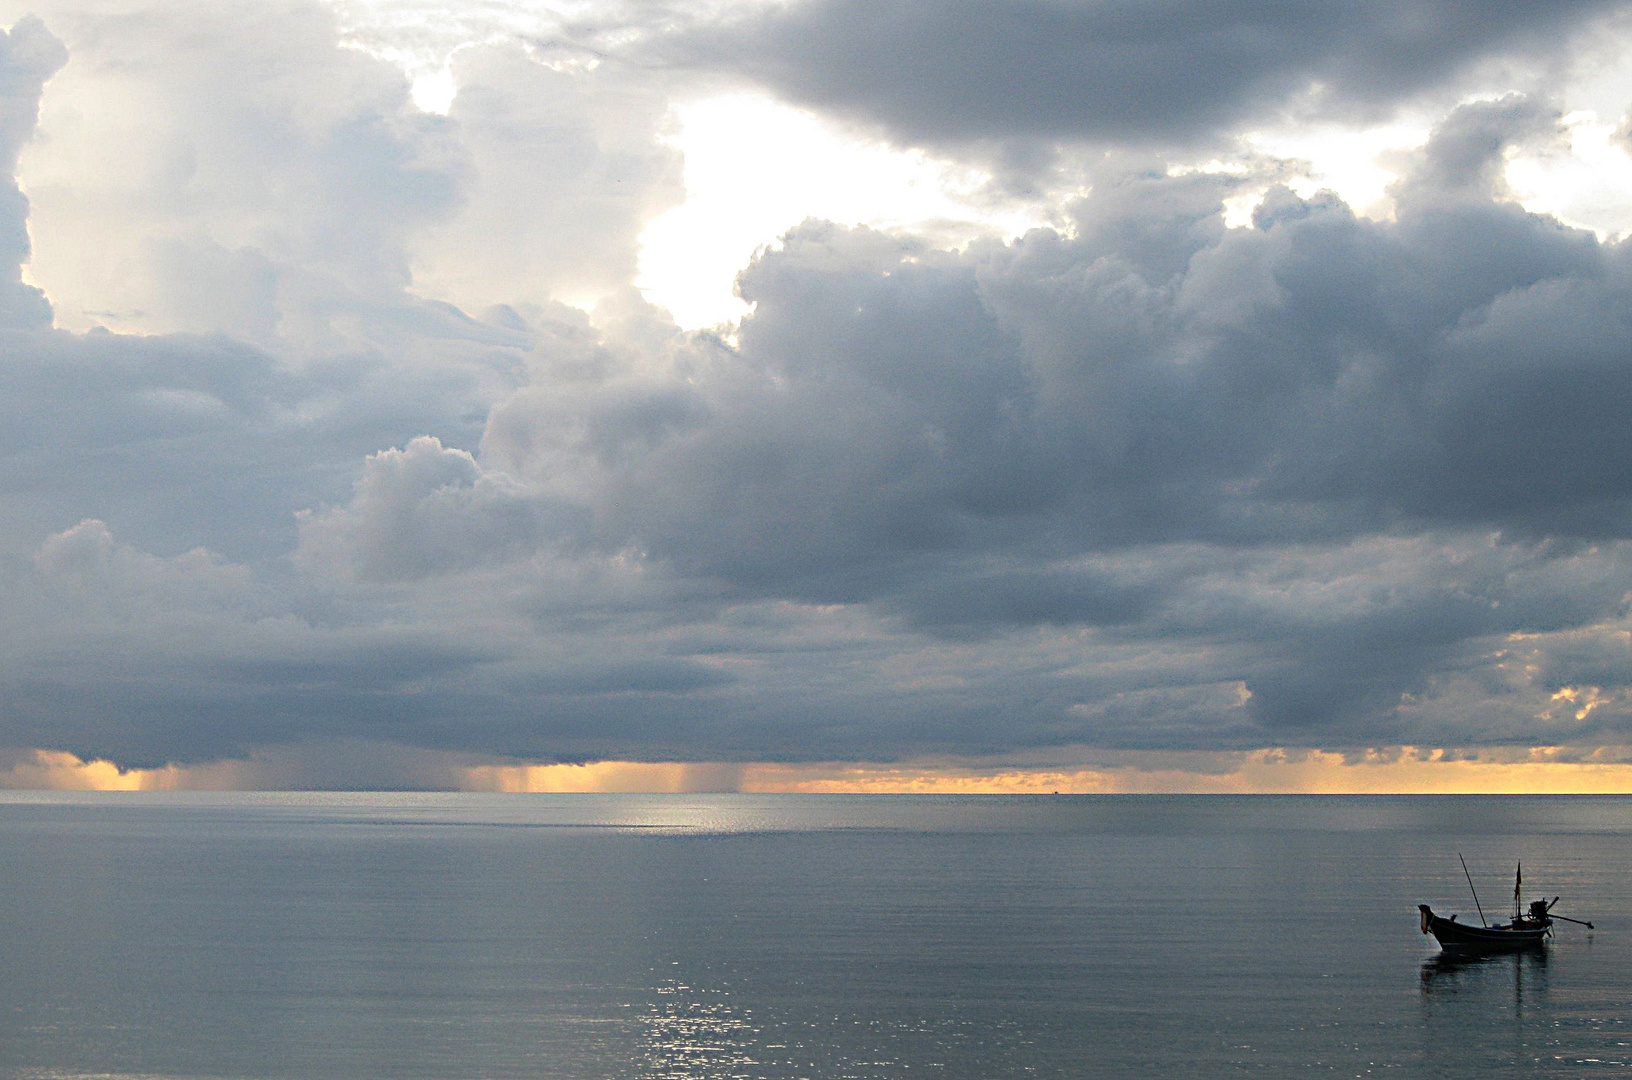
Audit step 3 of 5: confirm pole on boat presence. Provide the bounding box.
[1549,913,1595,929]
[1515,863,1522,921]
[1540,895,1592,928]
[1460,853,1488,925]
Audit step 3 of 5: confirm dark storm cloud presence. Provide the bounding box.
[469,97,1632,750]
[490,99,1628,583]
[0,313,530,562]
[662,0,1626,152]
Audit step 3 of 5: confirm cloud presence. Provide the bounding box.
[11,0,682,349]
[485,102,1632,585]
[1397,94,1566,206]
[462,99,1632,749]
[0,312,532,564]
[0,15,62,327]
[294,435,566,581]
[661,0,1624,157]
[408,43,684,313]
[10,0,464,342]
[2,5,1632,778]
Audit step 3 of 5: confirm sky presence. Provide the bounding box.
[6,0,1632,791]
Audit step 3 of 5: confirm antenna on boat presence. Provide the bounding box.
[1459,853,1488,925]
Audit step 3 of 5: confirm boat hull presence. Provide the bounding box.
[1419,905,1547,952]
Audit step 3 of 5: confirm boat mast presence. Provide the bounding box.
[1459,853,1488,925]
[1514,863,1522,921]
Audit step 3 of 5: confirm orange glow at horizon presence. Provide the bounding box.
[0,749,195,790]
[734,748,1632,795]
[8,745,1632,794]
[460,760,746,794]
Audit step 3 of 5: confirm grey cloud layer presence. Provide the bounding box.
[0,5,1630,773]
[665,0,1626,152]
[456,99,1632,752]
[494,100,1626,576]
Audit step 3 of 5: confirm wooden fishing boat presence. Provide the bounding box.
[1418,903,1550,951]
[1419,859,1593,953]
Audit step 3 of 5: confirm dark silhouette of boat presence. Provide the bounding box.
[1419,860,1592,953]
[1419,902,1551,950]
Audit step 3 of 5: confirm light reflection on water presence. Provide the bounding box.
[632,968,1036,1080]
[639,975,762,1080]
[2,794,1631,1078]
[1419,942,1632,1072]
[23,788,1632,835]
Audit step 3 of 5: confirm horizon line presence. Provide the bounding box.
[10,744,1632,795]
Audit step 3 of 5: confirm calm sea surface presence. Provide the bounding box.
[1,793,1629,1078]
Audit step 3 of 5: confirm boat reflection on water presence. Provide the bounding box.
[1419,948,1552,1071]
[1420,946,1550,995]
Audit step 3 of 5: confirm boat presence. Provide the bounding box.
[1419,858,1593,953]
[1418,903,1551,951]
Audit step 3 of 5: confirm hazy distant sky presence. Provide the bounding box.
[4,0,1632,786]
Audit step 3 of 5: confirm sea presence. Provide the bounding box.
[1,793,1629,1079]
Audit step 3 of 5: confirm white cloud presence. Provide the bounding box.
[407,42,684,316]
[12,0,464,341]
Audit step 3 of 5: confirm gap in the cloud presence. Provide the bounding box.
[411,65,456,114]
[1233,103,1632,239]
[1230,120,1433,226]
[634,93,1053,331]
[1507,111,1632,241]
